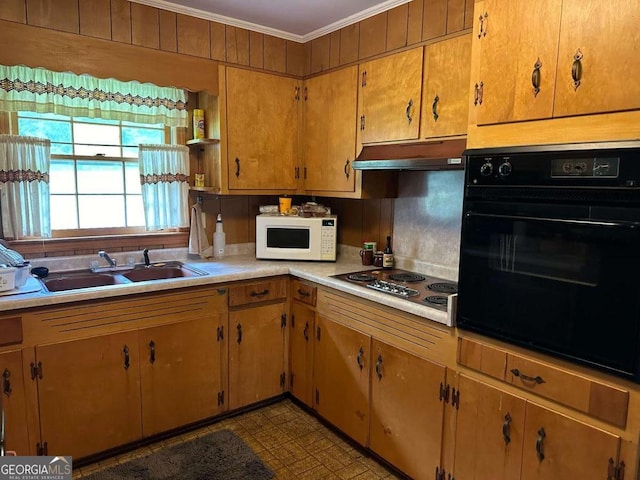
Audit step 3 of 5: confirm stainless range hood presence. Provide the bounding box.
[352,138,467,171]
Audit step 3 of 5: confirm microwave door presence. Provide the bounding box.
[266,227,311,250]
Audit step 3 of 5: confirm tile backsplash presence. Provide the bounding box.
[393,170,464,278]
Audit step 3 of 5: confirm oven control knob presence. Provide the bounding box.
[480,162,494,176]
[498,161,512,177]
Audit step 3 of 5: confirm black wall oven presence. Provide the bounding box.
[457,142,640,382]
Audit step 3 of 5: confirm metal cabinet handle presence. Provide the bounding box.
[532,58,542,97]
[478,12,488,38]
[356,346,364,370]
[360,115,365,131]
[405,99,414,124]
[361,70,367,87]
[474,82,484,106]
[375,354,383,380]
[297,288,310,297]
[303,322,309,341]
[502,413,512,445]
[237,323,242,344]
[2,369,10,396]
[250,289,269,297]
[572,48,583,91]
[536,427,546,462]
[294,85,300,100]
[149,340,156,364]
[235,157,240,178]
[344,159,350,179]
[511,368,545,384]
[478,82,484,105]
[123,345,130,370]
[432,94,440,121]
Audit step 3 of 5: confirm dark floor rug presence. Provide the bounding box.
[82,429,275,480]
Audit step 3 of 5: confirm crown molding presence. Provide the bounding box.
[128,0,411,43]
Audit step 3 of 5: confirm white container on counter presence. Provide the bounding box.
[0,267,16,291]
[14,263,31,288]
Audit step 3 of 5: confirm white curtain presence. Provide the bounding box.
[139,144,190,231]
[0,64,188,127]
[0,135,51,239]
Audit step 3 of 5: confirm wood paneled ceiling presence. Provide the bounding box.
[129,0,412,42]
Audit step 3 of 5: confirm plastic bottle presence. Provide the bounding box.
[213,214,226,258]
[382,235,394,269]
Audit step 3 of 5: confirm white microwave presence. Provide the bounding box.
[256,214,337,261]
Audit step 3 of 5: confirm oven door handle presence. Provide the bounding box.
[465,211,640,229]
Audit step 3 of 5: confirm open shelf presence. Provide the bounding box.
[186,138,220,146]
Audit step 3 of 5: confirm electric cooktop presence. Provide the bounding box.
[331,268,458,312]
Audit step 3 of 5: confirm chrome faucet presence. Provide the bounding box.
[98,250,117,268]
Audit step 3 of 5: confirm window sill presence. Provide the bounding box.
[9,231,189,260]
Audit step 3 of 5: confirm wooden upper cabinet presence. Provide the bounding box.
[421,34,472,138]
[303,66,358,193]
[358,47,424,144]
[471,0,640,127]
[473,0,562,125]
[223,67,299,192]
[553,0,640,117]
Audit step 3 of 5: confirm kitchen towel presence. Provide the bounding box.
[188,202,210,256]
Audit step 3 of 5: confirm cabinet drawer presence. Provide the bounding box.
[228,278,287,307]
[291,280,317,306]
[0,316,22,347]
[458,337,629,428]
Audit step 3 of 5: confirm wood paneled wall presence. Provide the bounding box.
[306,0,474,75]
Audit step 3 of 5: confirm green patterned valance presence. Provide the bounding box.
[0,65,188,127]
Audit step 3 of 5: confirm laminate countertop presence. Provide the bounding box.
[0,254,452,326]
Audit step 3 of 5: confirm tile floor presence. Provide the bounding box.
[73,398,403,479]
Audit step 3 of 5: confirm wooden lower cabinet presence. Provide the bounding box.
[31,331,142,459]
[138,317,225,436]
[521,403,621,480]
[313,315,370,446]
[450,374,623,480]
[289,302,314,407]
[228,303,286,410]
[452,374,526,480]
[0,349,31,456]
[369,339,447,480]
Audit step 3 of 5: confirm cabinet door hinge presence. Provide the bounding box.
[360,115,366,131]
[36,441,48,456]
[439,382,450,403]
[609,458,625,480]
[30,361,43,381]
[281,314,287,328]
[217,390,225,406]
[216,325,224,341]
[279,372,286,389]
[451,388,460,410]
[315,388,319,404]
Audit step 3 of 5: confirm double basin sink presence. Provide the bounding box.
[39,261,207,293]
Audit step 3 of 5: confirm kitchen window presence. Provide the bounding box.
[17,111,167,234]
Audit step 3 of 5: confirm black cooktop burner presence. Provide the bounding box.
[388,273,426,283]
[347,273,377,282]
[428,282,458,294]
[424,295,448,306]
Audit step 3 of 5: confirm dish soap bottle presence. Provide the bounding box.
[213,214,226,258]
[382,235,394,269]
